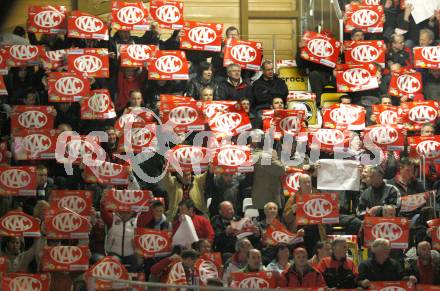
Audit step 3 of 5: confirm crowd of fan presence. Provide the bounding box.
[1,0,440,290]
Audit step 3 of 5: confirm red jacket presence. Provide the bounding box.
[172,214,215,241]
[279,264,326,288]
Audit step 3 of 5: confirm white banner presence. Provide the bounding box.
[317,159,361,191]
[407,0,440,24]
[172,214,198,247]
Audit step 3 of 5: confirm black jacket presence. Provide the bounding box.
[251,75,288,111]
[358,257,403,282]
[185,76,219,100]
[216,78,251,101]
[404,257,440,285]
[357,182,400,215]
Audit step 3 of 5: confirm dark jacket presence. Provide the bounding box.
[404,257,440,285]
[386,177,425,197]
[357,182,400,215]
[280,264,326,288]
[216,78,251,101]
[211,214,239,254]
[251,75,288,111]
[185,76,219,100]
[205,172,245,216]
[316,256,358,289]
[358,257,403,282]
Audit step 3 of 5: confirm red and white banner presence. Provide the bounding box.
[134,228,172,258]
[224,38,263,71]
[301,31,341,68]
[48,72,90,102]
[0,49,7,75]
[119,44,157,67]
[41,245,90,272]
[45,209,90,239]
[286,91,316,102]
[274,109,305,139]
[160,100,205,133]
[27,6,67,34]
[230,218,256,238]
[389,71,423,97]
[104,189,154,212]
[114,107,155,132]
[336,64,379,92]
[362,0,381,4]
[150,0,185,30]
[111,1,149,31]
[265,219,301,246]
[408,135,440,163]
[400,191,433,213]
[322,103,366,130]
[211,145,253,174]
[370,281,412,291]
[180,21,223,52]
[427,218,440,250]
[56,134,105,165]
[230,271,276,289]
[262,109,276,134]
[148,50,189,80]
[296,193,339,225]
[166,145,209,172]
[343,40,385,66]
[282,167,304,196]
[0,211,40,237]
[50,190,93,217]
[5,45,44,67]
[363,217,409,249]
[196,252,222,284]
[12,129,57,160]
[67,48,109,78]
[166,261,187,285]
[81,89,116,119]
[0,256,7,273]
[41,49,66,70]
[344,4,384,33]
[10,106,55,132]
[308,128,350,152]
[399,101,439,130]
[372,104,399,125]
[363,125,405,151]
[84,160,130,185]
[2,273,50,291]
[68,11,109,40]
[203,100,237,120]
[414,46,440,69]
[118,122,157,153]
[85,256,130,290]
[0,76,6,95]
[0,166,36,196]
[208,108,252,136]
[415,285,440,291]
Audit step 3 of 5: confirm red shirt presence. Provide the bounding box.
[172,214,215,241]
[418,259,434,284]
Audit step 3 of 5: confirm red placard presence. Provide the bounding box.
[416,285,440,291]
[85,256,130,290]
[322,104,366,130]
[389,71,423,97]
[208,108,252,136]
[343,40,385,66]
[104,189,154,212]
[84,160,130,185]
[150,0,184,30]
[372,104,399,125]
[262,109,276,134]
[363,125,405,151]
[282,167,304,196]
[362,0,382,4]
[148,50,189,80]
[370,281,413,291]
[344,4,384,33]
[274,109,305,139]
[68,11,109,40]
[301,31,341,68]
[230,271,276,289]
[211,145,254,174]
[2,273,50,291]
[27,6,67,34]
[180,21,223,52]
[134,228,172,258]
[50,190,93,217]
[67,48,109,78]
[166,261,187,285]
[0,256,7,273]
[195,258,220,286]
[45,209,90,239]
[118,122,157,153]
[41,245,90,272]
[224,38,263,71]
[160,100,205,133]
[400,192,433,213]
[111,1,149,31]
[408,135,440,163]
[166,145,209,172]
[114,107,155,132]
[0,166,36,196]
[336,64,379,92]
[48,72,90,102]
[296,193,339,225]
[230,218,256,238]
[327,234,358,245]
[0,211,40,237]
[10,106,55,133]
[427,218,440,250]
[55,134,105,165]
[414,46,440,69]
[363,217,409,249]
[119,44,157,67]
[0,49,7,75]
[399,101,439,130]
[0,142,8,164]
[0,76,6,95]
[5,45,44,67]
[12,129,57,160]
[308,128,350,152]
[265,219,301,246]
[81,89,116,119]
[203,100,237,120]
[41,49,66,70]
[287,91,316,102]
